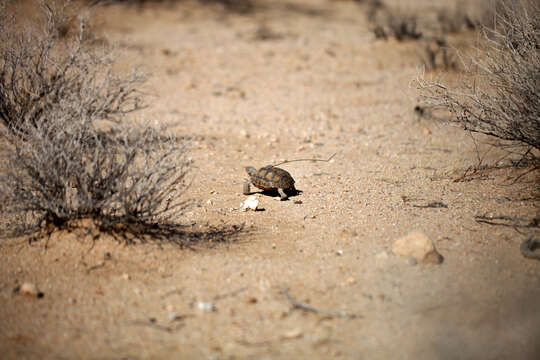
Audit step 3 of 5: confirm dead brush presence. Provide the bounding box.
[369,6,422,41]
[416,0,540,167]
[419,37,459,71]
[0,116,191,236]
[0,1,145,137]
[87,0,255,13]
[0,0,193,241]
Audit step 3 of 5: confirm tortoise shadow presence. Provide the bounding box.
[258,188,303,200]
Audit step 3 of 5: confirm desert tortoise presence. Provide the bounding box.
[243,165,296,200]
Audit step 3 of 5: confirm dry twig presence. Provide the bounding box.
[281,288,361,319]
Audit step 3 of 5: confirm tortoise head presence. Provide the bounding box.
[245,166,257,177]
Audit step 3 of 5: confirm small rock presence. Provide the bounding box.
[346,277,356,285]
[241,195,259,211]
[282,328,303,339]
[18,283,43,298]
[198,301,215,312]
[121,273,130,280]
[392,232,443,264]
[336,249,343,256]
[240,129,250,138]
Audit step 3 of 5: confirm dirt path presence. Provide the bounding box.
[1,1,539,359]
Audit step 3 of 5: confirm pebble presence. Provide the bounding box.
[19,282,43,298]
[197,301,215,312]
[282,328,303,339]
[241,195,259,211]
[240,129,250,138]
[392,232,443,264]
[336,249,343,256]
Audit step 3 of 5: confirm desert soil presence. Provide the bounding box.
[1,1,539,359]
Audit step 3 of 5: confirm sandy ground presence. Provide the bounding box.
[1,1,539,359]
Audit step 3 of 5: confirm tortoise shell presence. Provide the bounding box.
[245,165,295,191]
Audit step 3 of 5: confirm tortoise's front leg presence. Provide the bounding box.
[243,180,252,195]
[277,188,288,201]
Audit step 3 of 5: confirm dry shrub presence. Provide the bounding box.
[366,1,478,41]
[0,0,192,239]
[87,0,255,13]
[0,118,190,235]
[0,1,145,136]
[416,0,540,165]
[368,5,422,41]
[419,37,459,71]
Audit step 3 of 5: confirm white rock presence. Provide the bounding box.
[240,129,250,138]
[241,195,259,211]
[19,282,41,298]
[392,232,443,264]
[197,301,215,312]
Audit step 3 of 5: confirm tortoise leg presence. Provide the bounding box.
[278,188,288,201]
[243,181,251,195]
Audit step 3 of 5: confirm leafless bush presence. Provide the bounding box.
[435,6,476,34]
[366,1,477,41]
[87,0,255,13]
[419,37,458,71]
[0,117,191,235]
[416,0,540,165]
[0,0,192,240]
[0,0,145,137]
[368,6,422,41]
